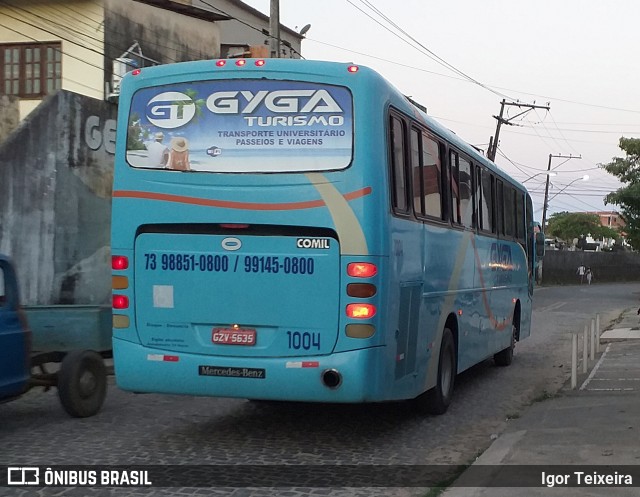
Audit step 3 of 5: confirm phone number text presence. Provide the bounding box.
[143,253,315,275]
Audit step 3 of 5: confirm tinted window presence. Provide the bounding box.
[390,116,408,212]
[459,156,473,227]
[450,151,461,225]
[496,180,504,235]
[411,128,422,215]
[516,191,525,242]
[504,186,515,237]
[480,170,494,232]
[423,133,443,219]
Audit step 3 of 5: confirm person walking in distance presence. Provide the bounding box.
[586,267,593,285]
[577,263,586,284]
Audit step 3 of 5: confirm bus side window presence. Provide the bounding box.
[496,180,505,236]
[390,116,408,213]
[480,169,494,233]
[410,128,423,216]
[422,132,443,220]
[0,264,6,306]
[458,156,473,228]
[449,151,461,225]
[516,191,525,244]
[504,186,515,238]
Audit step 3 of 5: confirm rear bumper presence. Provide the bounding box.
[113,338,386,402]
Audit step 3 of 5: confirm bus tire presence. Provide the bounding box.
[57,350,107,418]
[494,324,516,367]
[415,328,456,415]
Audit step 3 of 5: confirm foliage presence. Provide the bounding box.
[127,112,146,151]
[601,137,640,249]
[545,211,616,242]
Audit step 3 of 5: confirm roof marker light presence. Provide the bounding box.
[131,69,141,76]
[347,65,359,73]
[216,60,227,67]
[255,59,266,67]
[236,59,247,67]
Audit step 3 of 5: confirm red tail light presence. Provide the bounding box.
[132,69,141,76]
[347,263,377,278]
[347,65,359,73]
[112,256,128,270]
[255,59,266,67]
[236,59,247,66]
[346,303,376,319]
[216,60,226,67]
[113,295,129,309]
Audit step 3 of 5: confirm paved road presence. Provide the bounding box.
[1,283,638,497]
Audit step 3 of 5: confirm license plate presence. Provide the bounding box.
[212,328,256,346]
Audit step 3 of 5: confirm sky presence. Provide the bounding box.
[241,0,640,222]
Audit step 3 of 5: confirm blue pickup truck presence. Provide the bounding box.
[0,255,31,400]
[0,254,109,417]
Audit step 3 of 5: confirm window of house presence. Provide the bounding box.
[1,42,61,98]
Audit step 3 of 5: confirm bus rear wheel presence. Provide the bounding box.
[494,323,517,367]
[415,327,456,415]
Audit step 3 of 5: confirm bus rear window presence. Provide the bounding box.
[125,79,353,173]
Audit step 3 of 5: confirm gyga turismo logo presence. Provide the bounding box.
[146,92,196,129]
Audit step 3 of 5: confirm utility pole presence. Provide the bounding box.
[541,153,581,232]
[487,100,551,162]
[538,153,581,285]
[269,0,280,58]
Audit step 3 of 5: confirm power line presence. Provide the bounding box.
[346,0,511,99]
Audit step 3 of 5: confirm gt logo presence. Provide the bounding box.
[146,92,196,129]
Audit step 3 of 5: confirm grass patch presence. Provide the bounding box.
[602,309,627,331]
[423,467,467,497]
[531,390,556,404]
[423,452,484,496]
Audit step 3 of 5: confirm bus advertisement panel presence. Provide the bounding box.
[126,80,353,173]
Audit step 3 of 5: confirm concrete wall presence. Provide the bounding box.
[541,250,640,285]
[104,0,222,73]
[0,96,20,143]
[0,91,116,305]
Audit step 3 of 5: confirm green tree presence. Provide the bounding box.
[601,137,640,249]
[546,212,604,242]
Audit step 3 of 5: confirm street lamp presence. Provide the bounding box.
[540,153,582,232]
[547,175,590,203]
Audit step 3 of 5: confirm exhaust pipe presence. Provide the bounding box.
[321,369,342,389]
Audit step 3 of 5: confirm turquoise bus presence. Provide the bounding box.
[112,58,543,414]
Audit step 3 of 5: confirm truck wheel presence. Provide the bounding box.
[415,328,456,415]
[58,350,107,418]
